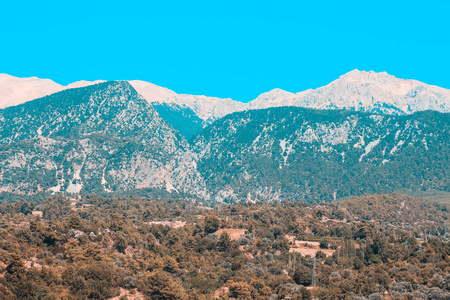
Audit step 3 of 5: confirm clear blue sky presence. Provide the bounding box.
[1,0,449,102]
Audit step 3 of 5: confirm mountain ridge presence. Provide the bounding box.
[249,69,450,114]
[0,73,107,109]
[2,70,449,126]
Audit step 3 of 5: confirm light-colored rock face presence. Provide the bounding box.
[128,80,178,102]
[248,70,450,114]
[66,80,106,89]
[129,80,247,123]
[0,74,106,109]
[134,69,450,118]
[303,70,450,114]
[2,70,450,123]
[247,88,297,110]
[0,74,64,108]
[0,75,247,123]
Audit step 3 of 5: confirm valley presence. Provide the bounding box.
[0,71,448,300]
[0,193,448,299]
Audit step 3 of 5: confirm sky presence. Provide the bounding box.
[1,0,449,102]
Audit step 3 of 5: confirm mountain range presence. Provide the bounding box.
[248,70,450,114]
[2,70,450,126]
[0,71,449,202]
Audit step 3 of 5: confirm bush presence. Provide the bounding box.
[123,276,137,289]
[138,270,187,300]
[204,215,220,234]
[320,238,330,249]
[293,265,313,286]
[368,293,383,300]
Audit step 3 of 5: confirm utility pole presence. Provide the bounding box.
[312,255,317,287]
[293,252,296,270]
[361,242,365,262]
[288,253,292,269]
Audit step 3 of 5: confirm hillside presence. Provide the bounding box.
[0,193,448,299]
[340,193,449,229]
[193,107,450,202]
[0,82,207,198]
[151,102,205,139]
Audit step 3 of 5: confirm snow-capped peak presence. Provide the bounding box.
[336,69,415,95]
[248,69,450,114]
[128,80,178,102]
[0,75,106,109]
[248,88,295,110]
[0,74,64,108]
[66,80,106,89]
[128,80,247,122]
[255,88,294,100]
[1,70,449,121]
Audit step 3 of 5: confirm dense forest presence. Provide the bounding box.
[0,193,448,299]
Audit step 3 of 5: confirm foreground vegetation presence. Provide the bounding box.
[0,193,449,299]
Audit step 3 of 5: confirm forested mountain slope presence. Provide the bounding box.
[1,81,449,203]
[0,82,208,198]
[193,107,450,202]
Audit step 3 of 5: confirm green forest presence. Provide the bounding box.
[0,193,448,299]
